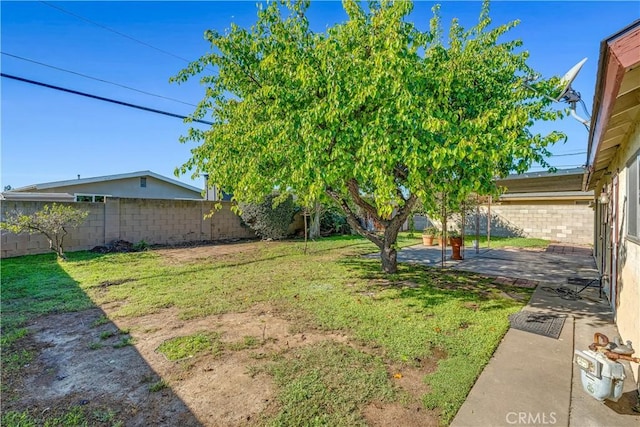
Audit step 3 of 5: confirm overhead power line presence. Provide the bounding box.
[39,1,194,65]
[550,152,587,157]
[1,73,213,125]
[1,52,198,108]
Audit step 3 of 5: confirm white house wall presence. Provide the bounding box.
[602,121,640,382]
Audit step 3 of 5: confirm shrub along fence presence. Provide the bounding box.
[1,198,260,258]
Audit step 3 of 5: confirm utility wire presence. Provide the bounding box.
[550,152,587,157]
[1,73,213,125]
[529,164,584,170]
[39,1,194,65]
[1,52,198,108]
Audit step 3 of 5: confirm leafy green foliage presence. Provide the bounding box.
[0,203,88,259]
[319,206,351,235]
[132,240,149,251]
[240,193,297,240]
[172,0,565,272]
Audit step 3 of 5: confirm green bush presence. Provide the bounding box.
[320,207,351,235]
[240,194,297,240]
[133,240,149,251]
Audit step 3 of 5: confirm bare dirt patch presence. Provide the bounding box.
[156,241,267,265]
[364,402,439,427]
[6,301,442,426]
[363,349,444,427]
[6,309,199,426]
[114,304,351,425]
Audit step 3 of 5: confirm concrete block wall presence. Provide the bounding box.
[465,204,593,245]
[117,199,211,244]
[1,201,105,258]
[208,203,257,240]
[1,199,257,258]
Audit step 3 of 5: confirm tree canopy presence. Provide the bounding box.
[172,0,565,272]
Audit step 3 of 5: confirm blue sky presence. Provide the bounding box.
[1,1,638,190]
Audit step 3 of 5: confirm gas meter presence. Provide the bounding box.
[574,333,639,402]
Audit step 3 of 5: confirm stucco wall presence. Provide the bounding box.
[23,176,201,200]
[602,121,640,382]
[1,199,257,258]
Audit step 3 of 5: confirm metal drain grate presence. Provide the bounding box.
[508,310,567,339]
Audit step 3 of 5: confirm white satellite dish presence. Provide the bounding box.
[554,57,588,101]
[522,57,591,129]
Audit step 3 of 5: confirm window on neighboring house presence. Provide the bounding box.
[140,177,147,188]
[628,150,639,240]
[75,194,107,203]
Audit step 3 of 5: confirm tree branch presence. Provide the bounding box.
[346,179,388,226]
[394,164,409,181]
[326,188,383,248]
[387,194,418,234]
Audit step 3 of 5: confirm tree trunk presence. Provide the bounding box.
[310,201,321,239]
[48,232,67,260]
[380,227,400,273]
[325,186,417,274]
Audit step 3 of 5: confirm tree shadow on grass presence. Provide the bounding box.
[337,256,533,311]
[0,252,201,426]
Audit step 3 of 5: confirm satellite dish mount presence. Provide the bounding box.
[555,57,590,129]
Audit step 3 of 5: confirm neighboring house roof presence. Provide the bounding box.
[0,192,75,202]
[10,170,202,194]
[497,167,588,194]
[499,191,593,202]
[585,20,640,190]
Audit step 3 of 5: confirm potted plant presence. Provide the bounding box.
[422,226,438,246]
[449,229,463,260]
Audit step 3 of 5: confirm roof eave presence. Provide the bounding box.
[585,20,640,190]
[13,171,203,194]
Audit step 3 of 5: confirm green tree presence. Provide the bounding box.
[1,203,88,260]
[172,0,564,273]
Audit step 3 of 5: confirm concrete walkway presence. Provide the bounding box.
[393,244,640,427]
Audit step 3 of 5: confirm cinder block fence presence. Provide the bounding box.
[478,204,593,244]
[410,203,593,245]
[1,198,257,258]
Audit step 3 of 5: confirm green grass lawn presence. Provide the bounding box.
[1,234,534,426]
[406,231,550,249]
[462,235,550,248]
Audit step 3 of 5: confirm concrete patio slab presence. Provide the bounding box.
[389,244,640,427]
[452,309,574,427]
